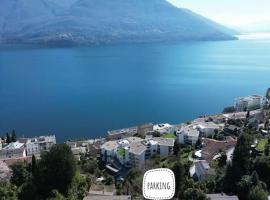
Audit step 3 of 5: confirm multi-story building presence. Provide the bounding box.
[234,95,263,111]
[177,125,200,145]
[137,123,154,136]
[0,142,26,159]
[128,141,147,168]
[101,140,119,163]
[101,136,175,168]
[196,122,220,138]
[153,123,175,134]
[152,137,174,156]
[26,135,56,156]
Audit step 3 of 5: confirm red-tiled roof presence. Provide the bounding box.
[201,137,237,161]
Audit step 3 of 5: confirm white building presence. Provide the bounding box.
[177,125,200,145]
[101,136,174,168]
[0,142,26,159]
[71,147,87,160]
[194,160,216,180]
[101,140,118,163]
[128,141,147,168]
[235,95,263,111]
[152,137,174,157]
[153,123,175,134]
[26,135,56,156]
[196,122,220,138]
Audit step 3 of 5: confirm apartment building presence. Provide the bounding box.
[153,123,175,134]
[0,142,26,159]
[196,122,220,138]
[234,95,263,111]
[25,135,56,156]
[177,125,200,145]
[101,136,174,168]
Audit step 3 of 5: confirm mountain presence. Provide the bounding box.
[0,0,237,46]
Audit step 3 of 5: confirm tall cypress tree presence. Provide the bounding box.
[223,133,252,193]
[232,133,252,179]
[171,160,185,198]
[11,129,17,142]
[6,132,11,144]
[32,155,37,172]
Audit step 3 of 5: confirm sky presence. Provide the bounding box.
[168,0,270,27]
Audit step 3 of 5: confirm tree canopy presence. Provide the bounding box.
[34,144,77,197]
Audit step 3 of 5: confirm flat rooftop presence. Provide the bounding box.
[179,125,200,137]
[101,140,118,151]
[129,142,147,155]
[126,137,143,143]
[152,137,175,146]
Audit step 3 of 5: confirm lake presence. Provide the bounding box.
[0,39,269,142]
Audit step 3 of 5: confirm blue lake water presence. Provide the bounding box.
[0,39,270,142]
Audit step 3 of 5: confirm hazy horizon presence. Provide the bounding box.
[168,0,270,27]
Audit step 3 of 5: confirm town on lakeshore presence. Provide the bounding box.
[1,88,270,200]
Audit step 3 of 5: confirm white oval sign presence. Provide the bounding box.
[143,168,175,200]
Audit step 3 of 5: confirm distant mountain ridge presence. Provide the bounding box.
[0,0,237,46]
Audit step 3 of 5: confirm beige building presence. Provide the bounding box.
[137,123,154,136]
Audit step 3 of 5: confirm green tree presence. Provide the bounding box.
[182,188,209,200]
[247,186,268,200]
[0,182,18,200]
[171,160,185,198]
[246,110,250,119]
[34,144,76,198]
[254,156,270,189]
[19,181,40,200]
[47,190,66,200]
[10,163,31,187]
[223,106,236,114]
[6,132,11,144]
[152,131,161,137]
[195,137,202,149]
[223,163,235,193]
[237,175,252,200]
[11,129,17,142]
[264,144,270,156]
[223,134,253,193]
[173,140,181,155]
[31,155,37,172]
[218,152,227,168]
[67,172,90,200]
[236,171,266,200]
[233,134,252,176]
[123,169,143,197]
[81,159,98,174]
